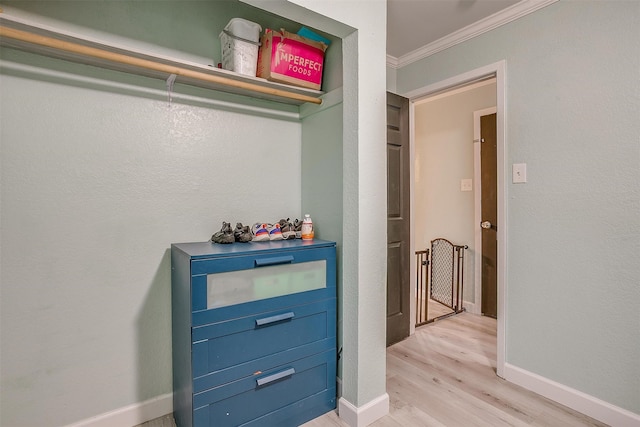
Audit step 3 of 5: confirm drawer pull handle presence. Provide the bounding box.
[254,255,294,267]
[256,367,295,387]
[255,312,295,327]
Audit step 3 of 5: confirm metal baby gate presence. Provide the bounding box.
[415,238,467,326]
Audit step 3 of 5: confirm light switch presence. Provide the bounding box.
[460,179,473,192]
[513,163,527,183]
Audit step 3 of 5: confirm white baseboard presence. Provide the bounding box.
[66,393,172,427]
[462,301,479,314]
[338,393,389,427]
[504,364,640,427]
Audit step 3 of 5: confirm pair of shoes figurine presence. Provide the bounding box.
[251,218,298,242]
[210,218,303,244]
[210,221,252,244]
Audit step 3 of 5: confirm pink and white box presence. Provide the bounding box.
[257,29,328,91]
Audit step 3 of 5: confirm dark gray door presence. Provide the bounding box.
[480,113,498,318]
[386,92,410,346]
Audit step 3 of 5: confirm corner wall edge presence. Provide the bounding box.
[338,393,389,427]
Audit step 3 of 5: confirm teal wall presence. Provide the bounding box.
[300,100,344,374]
[260,0,388,409]
[0,0,336,72]
[398,0,639,413]
[0,2,311,425]
[0,0,388,424]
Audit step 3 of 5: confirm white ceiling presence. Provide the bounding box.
[387,0,521,59]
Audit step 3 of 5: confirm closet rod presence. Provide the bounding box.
[0,25,323,105]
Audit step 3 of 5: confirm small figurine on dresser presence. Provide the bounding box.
[234,223,253,243]
[210,221,234,244]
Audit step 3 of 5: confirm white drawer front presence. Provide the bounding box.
[207,260,326,308]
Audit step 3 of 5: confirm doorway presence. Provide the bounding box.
[405,61,506,377]
[474,108,498,318]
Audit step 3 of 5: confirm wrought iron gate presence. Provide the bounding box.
[415,249,430,325]
[415,238,467,326]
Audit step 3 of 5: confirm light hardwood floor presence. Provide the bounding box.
[426,298,455,321]
[140,313,605,427]
[415,297,458,324]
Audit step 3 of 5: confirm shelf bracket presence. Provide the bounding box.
[166,73,177,106]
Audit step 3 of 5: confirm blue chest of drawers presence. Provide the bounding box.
[171,239,337,427]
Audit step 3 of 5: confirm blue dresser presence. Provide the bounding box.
[171,239,337,427]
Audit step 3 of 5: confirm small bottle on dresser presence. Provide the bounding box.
[301,214,314,240]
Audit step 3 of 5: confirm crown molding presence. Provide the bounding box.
[386,54,399,69]
[386,0,558,69]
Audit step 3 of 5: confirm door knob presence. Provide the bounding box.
[481,221,492,229]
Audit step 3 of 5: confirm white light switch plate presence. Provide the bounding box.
[513,163,527,183]
[460,179,473,191]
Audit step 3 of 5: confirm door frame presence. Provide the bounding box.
[473,106,497,317]
[402,60,507,378]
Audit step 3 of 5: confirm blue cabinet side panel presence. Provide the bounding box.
[171,246,194,427]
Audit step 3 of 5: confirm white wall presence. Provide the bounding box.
[414,82,496,304]
[252,0,389,412]
[0,3,304,425]
[298,1,388,411]
[386,65,397,93]
[398,0,640,415]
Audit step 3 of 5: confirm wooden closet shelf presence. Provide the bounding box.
[0,15,324,106]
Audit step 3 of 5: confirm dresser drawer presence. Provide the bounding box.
[193,349,336,427]
[190,245,336,326]
[192,298,336,392]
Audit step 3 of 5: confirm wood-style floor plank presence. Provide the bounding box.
[416,298,456,324]
[140,313,606,427]
[305,313,606,427]
[135,414,176,427]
